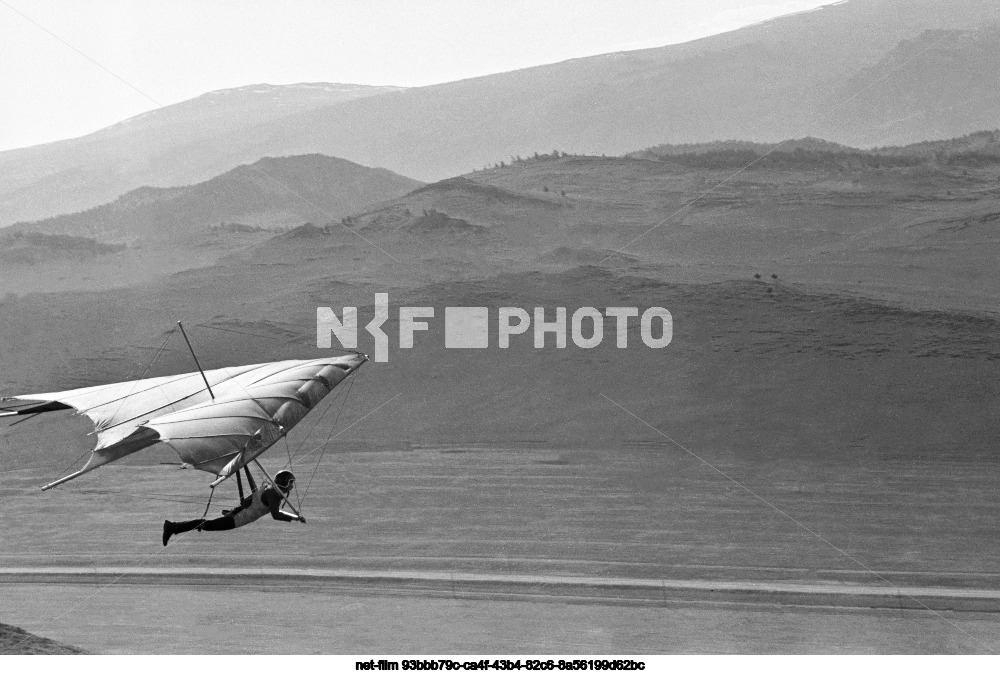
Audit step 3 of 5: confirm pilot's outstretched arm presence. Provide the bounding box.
[263,488,305,522]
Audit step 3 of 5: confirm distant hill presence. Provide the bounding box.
[631,138,857,155]
[0,83,403,226]
[876,129,1000,161]
[0,231,124,265]
[627,131,1000,169]
[10,154,422,244]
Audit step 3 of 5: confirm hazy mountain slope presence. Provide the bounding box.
[245,0,1000,180]
[10,154,422,243]
[819,25,1000,146]
[3,0,998,227]
[0,83,403,226]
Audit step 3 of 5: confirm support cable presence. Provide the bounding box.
[287,380,348,461]
[37,328,176,489]
[177,321,214,400]
[300,366,361,505]
[284,434,303,512]
[191,322,361,355]
[103,328,176,433]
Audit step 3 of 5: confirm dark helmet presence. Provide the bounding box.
[274,470,296,491]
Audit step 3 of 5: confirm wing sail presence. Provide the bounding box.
[148,358,359,482]
[2,353,366,489]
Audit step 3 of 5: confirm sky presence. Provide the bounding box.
[0,0,834,152]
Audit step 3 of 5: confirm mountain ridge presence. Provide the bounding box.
[3,0,1000,226]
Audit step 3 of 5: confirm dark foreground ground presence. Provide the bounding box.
[0,622,87,654]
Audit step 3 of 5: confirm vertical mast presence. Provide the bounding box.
[177,321,215,401]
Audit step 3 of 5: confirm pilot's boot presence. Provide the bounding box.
[162,519,205,546]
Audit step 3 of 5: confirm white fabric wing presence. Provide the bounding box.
[3,354,365,487]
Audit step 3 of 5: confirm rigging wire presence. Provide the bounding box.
[0,328,175,442]
[299,365,360,505]
[5,474,242,507]
[285,377,350,461]
[28,328,179,486]
[283,434,302,513]
[104,327,176,427]
[283,433,294,467]
[262,366,363,511]
[191,323,357,353]
[293,390,398,467]
[191,323,302,344]
[52,447,95,481]
[6,412,41,427]
[47,490,207,507]
[191,322,362,355]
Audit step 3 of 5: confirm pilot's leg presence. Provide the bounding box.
[198,515,236,532]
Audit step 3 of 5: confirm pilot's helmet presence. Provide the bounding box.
[274,470,296,492]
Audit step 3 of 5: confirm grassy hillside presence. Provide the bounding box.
[0,232,125,265]
[251,141,1000,313]
[11,154,422,244]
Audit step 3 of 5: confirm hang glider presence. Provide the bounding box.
[1,354,367,490]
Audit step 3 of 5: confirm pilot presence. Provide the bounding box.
[162,469,305,546]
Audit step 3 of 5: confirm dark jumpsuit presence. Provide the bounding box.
[165,486,295,540]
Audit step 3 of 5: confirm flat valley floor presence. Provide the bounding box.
[4,443,1000,653]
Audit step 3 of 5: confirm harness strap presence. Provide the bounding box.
[200,485,215,519]
[244,465,257,492]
